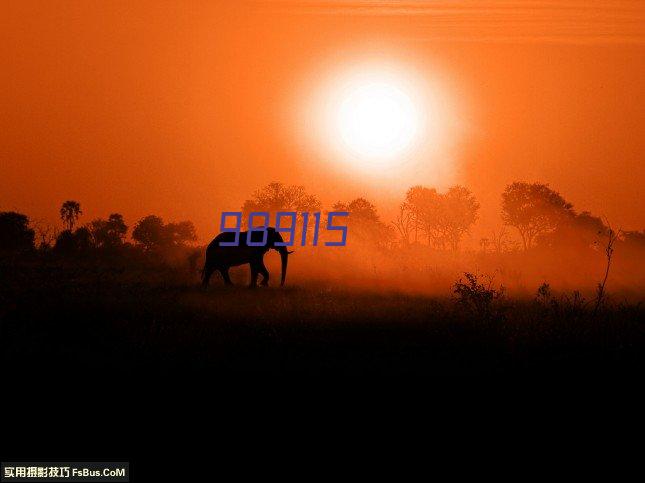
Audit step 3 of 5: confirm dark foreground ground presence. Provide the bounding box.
[2,256,644,378]
[3,256,644,473]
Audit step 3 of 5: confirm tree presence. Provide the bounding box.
[54,227,92,254]
[132,216,197,250]
[501,182,573,250]
[332,198,393,247]
[241,182,321,227]
[539,210,607,249]
[392,203,414,245]
[402,185,432,244]
[60,200,82,231]
[31,219,59,250]
[442,186,480,250]
[88,213,128,248]
[165,221,197,247]
[490,227,515,254]
[403,185,479,250]
[0,211,35,253]
[132,215,166,251]
[593,221,621,314]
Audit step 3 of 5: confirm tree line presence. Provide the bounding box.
[1,180,643,256]
[0,203,196,254]
[238,181,644,253]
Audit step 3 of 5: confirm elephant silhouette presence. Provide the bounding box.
[202,227,293,288]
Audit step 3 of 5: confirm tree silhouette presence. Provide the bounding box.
[241,182,321,227]
[165,221,197,247]
[60,200,82,231]
[490,227,515,254]
[402,185,430,243]
[442,186,480,250]
[539,210,607,249]
[403,185,479,250]
[31,219,59,250]
[54,227,92,254]
[501,182,573,250]
[392,203,414,245]
[132,215,166,251]
[132,216,197,250]
[593,221,621,314]
[88,213,128,248]
[0,211,35,253]
[333,198,393,247]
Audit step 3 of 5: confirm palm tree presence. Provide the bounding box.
[60,200,82,231]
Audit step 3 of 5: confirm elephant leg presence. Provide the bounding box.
[258,261,270,286]
[249,264,259,288]
[202,265,215,289]
[220,268,233,286]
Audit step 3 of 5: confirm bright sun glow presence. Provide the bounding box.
[337,82,418,158]
[300,59,459,184]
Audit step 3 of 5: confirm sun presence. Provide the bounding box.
[337,82,419,159]
[298,58,459,184]
[318,64,427,168]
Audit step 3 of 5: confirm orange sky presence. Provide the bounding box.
[2,1,644,242]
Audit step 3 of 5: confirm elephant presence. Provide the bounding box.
[202,227,293,288]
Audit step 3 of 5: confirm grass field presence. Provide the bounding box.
[2,255,644,377]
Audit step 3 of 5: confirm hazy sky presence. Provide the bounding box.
[2,1,644,241]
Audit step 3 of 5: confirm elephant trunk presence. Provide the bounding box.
[280,250,288,286]
[279,247,293,286]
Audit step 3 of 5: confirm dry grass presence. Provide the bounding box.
[1,255,644,377]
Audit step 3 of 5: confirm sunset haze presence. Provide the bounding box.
[2,1,644,241]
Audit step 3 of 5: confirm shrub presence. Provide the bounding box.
[453,272,505,320]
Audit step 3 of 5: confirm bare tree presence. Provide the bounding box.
[391,203,414,245]
[490,227,514,254]
[32,219,60,249]
[593,220,621,314]
[402,186,426,244]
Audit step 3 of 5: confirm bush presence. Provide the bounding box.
[453,272,505,320]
